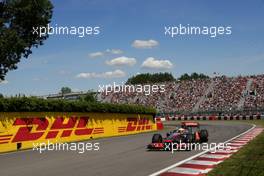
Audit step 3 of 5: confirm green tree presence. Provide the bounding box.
[81,92,97,102]
[0,0,53,80]
[61,87,71,94]
[126,72,175,84]
[179,73,190,81]
[191,72,199,79]
[178,73,209,81]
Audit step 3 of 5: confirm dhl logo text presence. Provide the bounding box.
[0,116,104,144]
[118,117,152,133]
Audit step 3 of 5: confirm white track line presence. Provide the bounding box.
[149,124,256,176]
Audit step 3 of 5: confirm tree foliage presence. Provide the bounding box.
[0,97,156,115]
[126,72,175,84]
[60,87,72,94]
[0,0,53,80]
[178,72,209,81]
[80,92,97,103]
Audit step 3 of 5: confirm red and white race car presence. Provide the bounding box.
[147,122,209,150]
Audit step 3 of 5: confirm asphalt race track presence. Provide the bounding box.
[0,121,251,176]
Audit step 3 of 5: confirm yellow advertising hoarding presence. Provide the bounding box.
[0,112,156,153]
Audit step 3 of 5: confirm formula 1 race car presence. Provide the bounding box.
[147,122,208,151]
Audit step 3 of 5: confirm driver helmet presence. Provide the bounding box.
[178,128,185,134]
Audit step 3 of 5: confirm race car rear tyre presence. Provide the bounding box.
[152,134,163,143]
[200,129,208,143]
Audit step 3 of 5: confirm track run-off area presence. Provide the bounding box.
[0,121,252,176]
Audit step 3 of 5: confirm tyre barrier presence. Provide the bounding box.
[0,112,159,153]
[155,114,263,121]
[155,117,164,130]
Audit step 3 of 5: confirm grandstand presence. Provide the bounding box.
[99,74,264,114]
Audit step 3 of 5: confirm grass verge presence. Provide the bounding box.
[207,120,264,176]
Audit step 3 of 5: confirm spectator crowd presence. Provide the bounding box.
[244,75,264,110]
[99,75,264,113]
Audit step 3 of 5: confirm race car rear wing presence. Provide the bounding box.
[181,122,199,127]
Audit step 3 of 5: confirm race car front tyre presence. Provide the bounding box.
[185,133,194,143]
[200,129,208,143]
[152,134,163,143]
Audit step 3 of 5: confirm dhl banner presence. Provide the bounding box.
[0,112,157,153]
